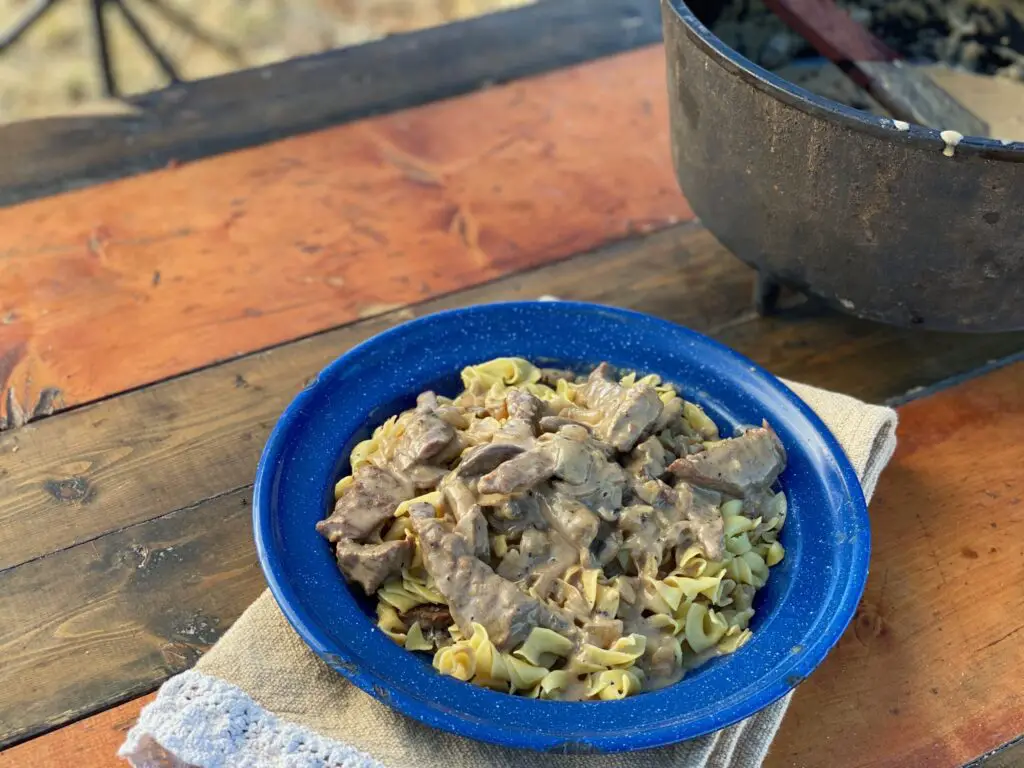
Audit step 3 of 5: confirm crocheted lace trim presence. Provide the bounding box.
[119,670,384,768]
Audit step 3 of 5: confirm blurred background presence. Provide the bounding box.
[0,0,531,122]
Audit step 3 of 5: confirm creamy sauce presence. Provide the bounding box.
[320,361,789,699]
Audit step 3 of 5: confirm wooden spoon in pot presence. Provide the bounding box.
[764,0,990,136]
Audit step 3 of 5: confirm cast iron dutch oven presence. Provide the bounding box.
[662,0,1024,331]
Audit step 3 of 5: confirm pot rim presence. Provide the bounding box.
[664,0,1024,162]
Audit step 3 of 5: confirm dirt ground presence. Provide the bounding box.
[0,0,531,123]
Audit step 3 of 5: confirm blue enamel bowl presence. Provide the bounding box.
[253,301,869,753]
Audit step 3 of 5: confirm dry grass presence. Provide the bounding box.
[0,0,531,122]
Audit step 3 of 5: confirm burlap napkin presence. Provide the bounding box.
[120,380,897,768]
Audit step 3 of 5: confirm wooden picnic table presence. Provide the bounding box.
[0,1,1021,765]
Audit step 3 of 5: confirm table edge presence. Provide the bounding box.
[0,0,663,208]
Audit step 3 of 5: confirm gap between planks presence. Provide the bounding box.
[0,44,688,425]
[2,361,1023,766]
[0,0,664,207]
[2,222,1024,749]
[4,222,1024,574]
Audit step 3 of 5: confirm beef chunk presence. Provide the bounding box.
[633,477,725,561]
[488,491,546,540]
[628,436,669,480]
[590,527,623,566]
[405,464,450,491]
[544,492,599,549]
[478,449,557,495]
[579,362,622,409]
[407,501,437,520]
[575,364,663,452]
[668,424,786,498]
[394,411,456,470]
[538,415,591,434]
[455,508,489,560]
[400,604,453,631]
[542,433,627,520]
[456,442,526,477]
[411,515,580,651]
[539,368,576,387]
[644,632,682,680]
[505,388,544,425]
[415,391,440,412]
[417,390,469,430]
[443,479,490,559]
[673,484,725,561]
[335,538,413,594]
[604,385,664,452]
[316,465,413,543]
[493,418,536,448]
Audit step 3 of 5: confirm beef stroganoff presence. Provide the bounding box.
[317,358,788,700]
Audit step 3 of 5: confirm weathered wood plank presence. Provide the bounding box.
[5,223,1024,573]
[3,358,1023,759]
[0,695,152,768]
[0,0,663,207]
[766,362,1024,768]
[0,45,687,421]
[7,689,1024,768]
[0,488,261,748]
[977,738,1024,768]
[0,223,726,571]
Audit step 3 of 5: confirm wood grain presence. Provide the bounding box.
[0,488,261,747]
[0,224,733,571]
[2,0,1021,759]
[763,0,988,136]
[0,0,664,207]
[764,0,897,64]
[2,27,1023,738]
[766,362,1024,768]
[0,695,152,768]
[0,44,687,422]
[4,359,1024,763]
[5,224,1024,572]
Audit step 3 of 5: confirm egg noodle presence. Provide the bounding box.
[325,358,788,700]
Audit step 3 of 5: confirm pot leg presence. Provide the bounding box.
[754,271,781,316]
